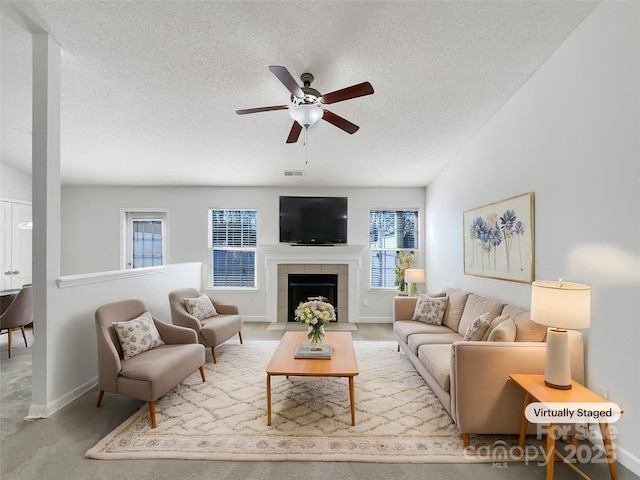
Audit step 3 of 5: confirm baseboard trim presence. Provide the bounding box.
[614,444,640,476]
[26,376,97,420]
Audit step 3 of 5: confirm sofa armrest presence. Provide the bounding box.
[154,318,199,345]
[393,296,418,322]
[451,330,584,435]
[392,292,444,322]
[212,302,239,315]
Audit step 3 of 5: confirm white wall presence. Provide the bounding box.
[425,1,639,473]
[29,262,202,418]
[61,186,425,321]
[0,163,32,201]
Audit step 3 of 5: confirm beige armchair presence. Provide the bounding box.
[169,288,243,363]
[0,285,33,358]
[95,299,206,428]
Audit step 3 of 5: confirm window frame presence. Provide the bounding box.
[121,209,169,269]
[369,208,419,289]
[207,208,258,289]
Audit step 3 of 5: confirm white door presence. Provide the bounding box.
[124,211,167,269]
[0,201,11,290]
[0,200,32,290]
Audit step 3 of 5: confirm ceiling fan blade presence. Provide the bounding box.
[318,82,374,105]
[286,122,303,143]
[236,105,288,115]
[322,110,360,134]
[269,66,305,99]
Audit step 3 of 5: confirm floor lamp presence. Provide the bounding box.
[404,269,425,297]
[530,280,590,390]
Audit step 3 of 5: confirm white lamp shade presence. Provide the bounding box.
[530,280,590,330]
[404,269,425,284]
[289,104,323,128]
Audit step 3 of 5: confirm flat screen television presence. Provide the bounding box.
[279,196,348,245]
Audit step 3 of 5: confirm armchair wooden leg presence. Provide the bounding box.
[238,331,243,344]
[199,365,206,382]
[96,390,105,408]
[397,343,400,352]
[463,433,470,448]
[7,328,12,358]
[21,327,28,347]
[211,347,217,364]
[149,401,157,428]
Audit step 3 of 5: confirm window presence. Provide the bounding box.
[209,209,257,288]
[369,209,418,288]
[123,211,167,269]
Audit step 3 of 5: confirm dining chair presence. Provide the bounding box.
[0,285,33,358]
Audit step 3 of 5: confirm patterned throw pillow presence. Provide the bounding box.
[411,293,448,325]
[112,311,164,360]
[487,317,517,342]
[463,312,491,341]
[184,294,218,320]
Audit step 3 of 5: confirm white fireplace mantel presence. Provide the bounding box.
[263,244,366,323]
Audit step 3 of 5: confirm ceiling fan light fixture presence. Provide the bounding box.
[289,104,323,128]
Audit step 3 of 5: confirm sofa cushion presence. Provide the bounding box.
[393,320,453,344]
[199,314,243,346]
[417,344,452,392]
[407,332,464,354]
[457,294,505,336]
[463,312,491,341]
[501,304,548,342]
[411,294,448,325]
[441,289,469,331]
[482,314,511,340]
[184,294,218,320]
[113,311,164,360]
[487,317,517,342]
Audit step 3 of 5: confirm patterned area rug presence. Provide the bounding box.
[86,341,538,462]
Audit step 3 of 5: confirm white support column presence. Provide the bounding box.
[28,33,61,419]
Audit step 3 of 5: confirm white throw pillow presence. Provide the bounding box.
[113,311,164,360]
[482,314,510,341]
[487,317,517,342]
[411,294,448,325]
[463,312,491,341]
[184,294,218,320]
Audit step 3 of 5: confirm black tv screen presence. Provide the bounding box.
[279,196,348,245]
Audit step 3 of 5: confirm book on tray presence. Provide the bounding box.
[294,343,332,359]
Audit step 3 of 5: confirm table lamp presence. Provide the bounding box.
[530,280,590,390]
[404,269,425,297]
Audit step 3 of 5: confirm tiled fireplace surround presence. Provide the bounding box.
[264,245,363,324]
[277,264,348,322]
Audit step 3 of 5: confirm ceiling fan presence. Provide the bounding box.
[236,65,374,143]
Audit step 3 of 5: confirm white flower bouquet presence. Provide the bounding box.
[294,299,336,344]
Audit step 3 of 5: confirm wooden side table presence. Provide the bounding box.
[509,373,621,480]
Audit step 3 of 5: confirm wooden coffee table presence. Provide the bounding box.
[266,331,359,426]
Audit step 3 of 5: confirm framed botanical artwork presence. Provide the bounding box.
[463,192,534,283]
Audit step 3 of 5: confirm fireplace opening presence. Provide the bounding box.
[288,274,338,322]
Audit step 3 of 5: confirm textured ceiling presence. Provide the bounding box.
[1,1,600,187]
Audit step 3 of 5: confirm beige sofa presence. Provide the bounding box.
[393,289,584,447]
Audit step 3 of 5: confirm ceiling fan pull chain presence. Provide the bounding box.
[305,128,309,164]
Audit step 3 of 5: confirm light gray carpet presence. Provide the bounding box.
[86,340,540,463]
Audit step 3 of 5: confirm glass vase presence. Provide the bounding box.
[307,325,325,347]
